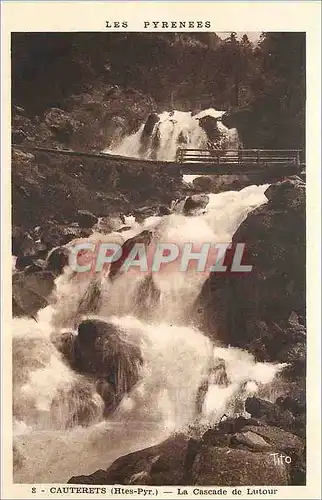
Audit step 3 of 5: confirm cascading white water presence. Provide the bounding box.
[108,108,240,161]
[13,110,285,484]
[13,184,287,483]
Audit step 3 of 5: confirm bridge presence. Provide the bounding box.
[12,144,304,177]
[176,148,304,175]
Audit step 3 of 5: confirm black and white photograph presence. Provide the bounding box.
[1,2,320,498]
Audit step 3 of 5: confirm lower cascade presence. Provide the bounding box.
[12,182,288,484]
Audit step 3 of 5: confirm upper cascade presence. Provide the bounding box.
[107,109,240,161]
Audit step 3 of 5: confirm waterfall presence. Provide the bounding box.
[13,110,285,484]
[13,184,287,483]
[107,108,240,161]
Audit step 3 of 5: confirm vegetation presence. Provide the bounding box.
[12,32,305,149]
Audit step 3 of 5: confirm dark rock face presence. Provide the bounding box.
[192,175,251,194]
[12,270,56,319]
[141,113,160,140]
[44,108,81,145]
[183,194,210,215]
[198,115,221,143]
[221,96,305,151]
[12,146,183,231]
[197,177,306,370]
[61,319,143,415]
[46,246,70,275]
[109,229,153,280]
[134,275,161,320]
[156,205,171,216]
[192,447,289,486]
[76,210,98,229]
[244,396,305,435]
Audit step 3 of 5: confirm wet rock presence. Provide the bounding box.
[232,431,272,451]
[245,397,295,431]
[156,205,171,216]
[12,270,55,319]
[201,428,230,448]
[135,275,161,320]
[197,177,305,364]
[53,331,75,359]
[132,206,156,223]
[139,113,160,156]
[76,210,98,229]
[12,128,28,144]
[217,416,265,434]
[46,246,70,275]
[44,107,81,143]
[191,176,213,192]
[75,276,103,317]
[198,115,221,143]
[68,319,143,410]
[15,255,38,271]
[141,113,160,140]
[39,222,88,249]
[95,215,126,233]
[183,194,209,214]
[51,379,104,428]
[109,229,153,280]
[192,175,251,194]
[95,379,117,414]
[13,443,26,472]
[116,225,133,233]
[192,446,289,485]
[264,177,305,212]
[278,342,306,378]
[12,227,46,260]
[276,393,306,416]
[12,148,35,163]
[241,425,304,458]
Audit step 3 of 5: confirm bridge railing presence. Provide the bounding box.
[176,148,302,166]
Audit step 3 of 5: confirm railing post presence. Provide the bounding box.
[257,149,260,164]
[296,150,300,166]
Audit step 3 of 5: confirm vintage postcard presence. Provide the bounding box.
[1,1,321,499]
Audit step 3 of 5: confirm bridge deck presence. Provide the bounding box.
[12,145,304,176]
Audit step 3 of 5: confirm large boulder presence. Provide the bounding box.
[44,107,81,143]
[64,319,143,413]
[109,229,153,280]
[141,113,160,140]
[12,270,55,319]
[264,176,305,211]
[191,447,289,486]
[183,194,209,215]
[198,115,221,143]
[192,174,252,194]
[196,177,305,366]
[239,424,304,458]
[76,210,98,229]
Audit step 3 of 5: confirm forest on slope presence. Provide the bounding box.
[12,32,305,150]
